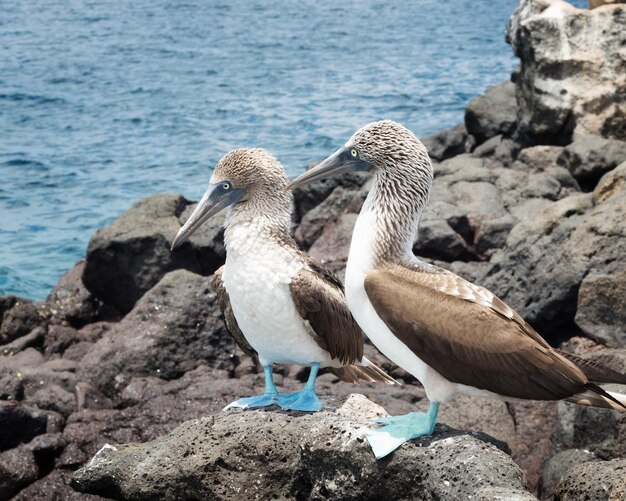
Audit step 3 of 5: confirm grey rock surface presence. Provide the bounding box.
[554,458,625,501]
[557,134,626,190]
[575,270,626,347]
[465,81,517,144]
[482,165,626,336]
[0,296,41,345]
[422,123,476,161]
[43,261,100,328]
[71,395,536,501]
[82,194,225,314]
[78,269,233,396]
[540,449,597,500]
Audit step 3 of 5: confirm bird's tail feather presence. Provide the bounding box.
[557,350,626,385]
[330,356,399,385]
[567,388,626,412]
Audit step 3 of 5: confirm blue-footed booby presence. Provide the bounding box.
[286,120,626,456]
[171,148,396,412]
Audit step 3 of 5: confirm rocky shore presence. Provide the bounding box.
[1,1,625,500]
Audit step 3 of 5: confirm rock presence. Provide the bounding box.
[0,445,38,499]
[291,171,369,223]
[435,153,486,178]
[0,347,45,400]
[294,184,367,250]
[71,395,535,501]
[555,397,626,460]
[575,270,626,347]
[541,449,597,499]
[557,134,626,190]
[0,326,45,356]
[29,383,76,417]
[414,213,475,261]
[554,458,625,500]
[422,123,476,161]
[516,144,564,171]
[82,194,225,314]
[482,169,626,336]
[0,296,41,345]
[0,402,48,451]
[43,261,101,328]
[307,213,357,265]
[78,269,233,396]
[507,0,626,143]
[12,469,105,501]
[593,159,626,204]
[465,81,517,144]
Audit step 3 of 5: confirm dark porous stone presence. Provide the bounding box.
[295,184,367,250]
[0,402,48,452]
[554,459,625,501]
[83,194,226,314]
[12,469,107,501]
[78,269,233,396]
[540,449,596,500]
[44,261,101,328]
[482,172,626,337]
[465,81,517,144]
[0,296,41,345]
[575,270,626,347]
[291,171,369,223]
[0,445,39,499]
[0,326,45,357]
[422,123,476,161]
[71,395,535,501]
[557,134,626,190]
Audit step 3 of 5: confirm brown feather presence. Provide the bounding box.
[290,260,363,366]
[364,264,595,401]
[556,350,626,385]
[210,266,257,359]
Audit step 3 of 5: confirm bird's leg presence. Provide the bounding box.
[366,401,440,459]
[277,362,323,412]
[223,364,280,410]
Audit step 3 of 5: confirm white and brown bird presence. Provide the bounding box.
[171,148,395,412]
[286,120,626,455]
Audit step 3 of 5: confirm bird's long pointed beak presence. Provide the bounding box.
[171,183,243,250]
[285,147,370,191]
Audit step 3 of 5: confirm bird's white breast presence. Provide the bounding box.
[222,221,331,367]
[345,207,459,403]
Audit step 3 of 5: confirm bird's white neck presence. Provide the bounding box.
[354,166,431,267]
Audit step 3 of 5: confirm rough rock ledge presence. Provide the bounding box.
[70,395,535,501]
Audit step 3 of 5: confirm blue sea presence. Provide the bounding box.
[1,0,524,300]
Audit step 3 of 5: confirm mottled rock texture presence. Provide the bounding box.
[71,396,535,501]
[507,0,626,144]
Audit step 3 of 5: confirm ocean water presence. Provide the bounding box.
[0,0,522,300]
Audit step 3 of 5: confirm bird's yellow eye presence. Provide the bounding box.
[350,149,358,157]
[222,182,230,190]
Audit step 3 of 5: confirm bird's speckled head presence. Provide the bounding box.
[170,148,293,250]
[346,120,431,175]
[212,148,290,199]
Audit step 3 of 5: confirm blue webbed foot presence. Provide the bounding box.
[277,389,323,412]
[223,364,282,410]
[367,403,440,459]
[277,362,323,412]
[223,393,279,410]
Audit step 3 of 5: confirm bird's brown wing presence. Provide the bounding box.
[209,266,257,358]
[364,264,589,400]
[289,259,363,365]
